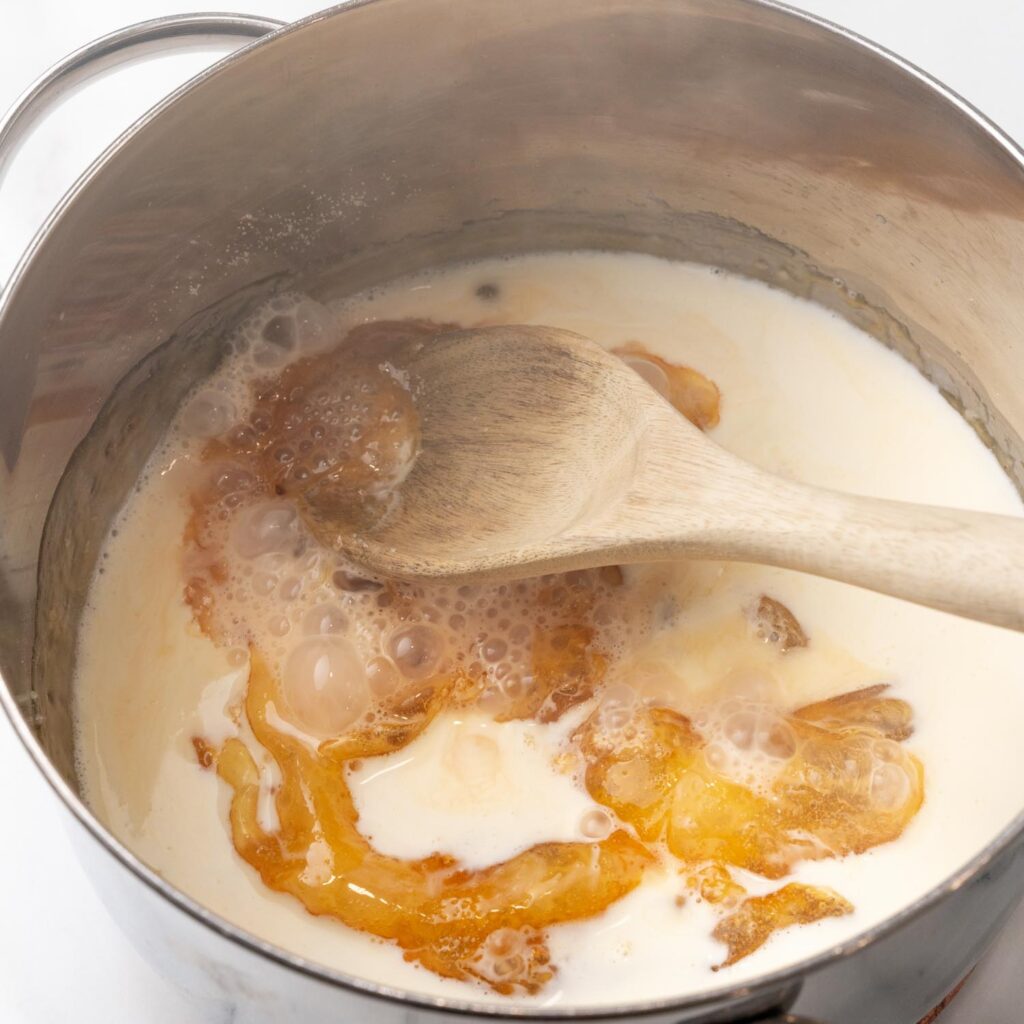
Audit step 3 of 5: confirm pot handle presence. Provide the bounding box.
[0,12,285,188]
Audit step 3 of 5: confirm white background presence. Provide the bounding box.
[2,2,1024,1021]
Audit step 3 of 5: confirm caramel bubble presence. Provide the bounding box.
[282,636,369,735]
[388,623,445,680]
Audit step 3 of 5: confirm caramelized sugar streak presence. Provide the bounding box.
[712,884,854,969]
[183,307,924,992]
[217,656,652,993]
[753,595,809,652]
[613,342,721,430]
[579,683,922,879]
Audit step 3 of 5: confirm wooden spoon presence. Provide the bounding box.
[318,324,1024,632]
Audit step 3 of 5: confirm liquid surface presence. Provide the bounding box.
[75,252,1024,1007]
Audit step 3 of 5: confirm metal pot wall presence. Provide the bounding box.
[3,2,1024,1022]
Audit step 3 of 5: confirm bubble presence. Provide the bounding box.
[486,928,522,956]
[268,615,291,638]
[366,656,399,697]
[293,298,335,353]
[262,314,296,350]
[181,391,236,438]
[282,636,369,735]
[279,576,302,601]
[229,424,257,450]
[869,760,911,809]
[481,637,508,663]
[501,672,529,699]
[227,647,248,667]
[757,720,796,760]
[580,808,613,840]
[252,572,277,596]
[211,463,254,496]
[493,956,524,979]
[510,623,530,644]
[600,564,625,587]
[724,710,756,751]
[388,623,444,680]
[232,501,300,559]
[705,743,729,772]
[303,604,347,635]
[597,684,636,731]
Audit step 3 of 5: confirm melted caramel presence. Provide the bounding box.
[217,656,652,993]
[577,685,923,879]
[183,316,923,992]
[614,342,721,429]
[713,884,854,968]
[752,595,809,652]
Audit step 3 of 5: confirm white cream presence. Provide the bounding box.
[75,251,1024,1008]
[349,709,599,868]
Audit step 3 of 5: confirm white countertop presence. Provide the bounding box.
[2,2,1023,1022]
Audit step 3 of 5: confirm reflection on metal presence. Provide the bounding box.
[0,14,285,192]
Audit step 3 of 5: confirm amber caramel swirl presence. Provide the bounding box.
[713,884,854,968]
[184,314,923,992]
[576,685,923,879]
[217,656,653,993]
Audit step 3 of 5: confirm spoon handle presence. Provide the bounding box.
[716,476,1024,631]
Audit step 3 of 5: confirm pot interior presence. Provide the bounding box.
[3,0,1024,1010]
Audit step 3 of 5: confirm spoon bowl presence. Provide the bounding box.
[310,324,1024,632]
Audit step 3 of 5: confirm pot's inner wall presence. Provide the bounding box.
[3,0,1024,798]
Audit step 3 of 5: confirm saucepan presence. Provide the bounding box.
[2,1,1024,1021]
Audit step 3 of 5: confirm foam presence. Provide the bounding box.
[170,311,647,735]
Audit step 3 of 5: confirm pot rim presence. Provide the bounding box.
[3,0,1024,1018]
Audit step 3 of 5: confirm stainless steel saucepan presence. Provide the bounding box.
[2,2,1024,1021]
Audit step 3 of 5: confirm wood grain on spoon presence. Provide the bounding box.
[305,324,1024,632]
